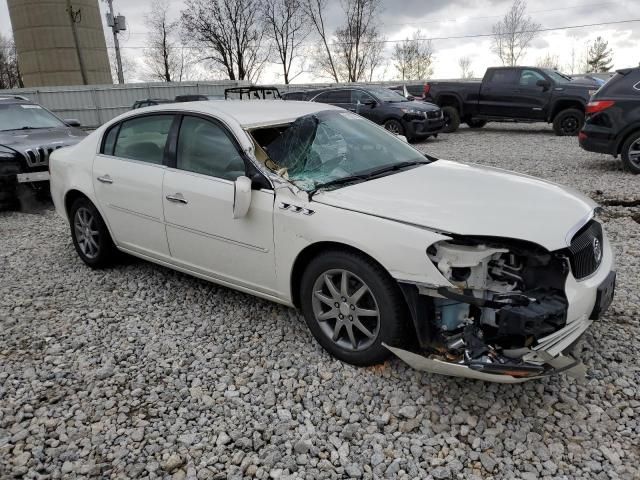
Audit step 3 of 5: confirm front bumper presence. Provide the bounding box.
[404,115,445,138]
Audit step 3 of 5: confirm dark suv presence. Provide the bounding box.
[0,96,86,208]
[579,67,640,173]
[303,87,443,141]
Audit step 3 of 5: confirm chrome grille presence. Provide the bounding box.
[568,220,603,280]
[22,145,63,168]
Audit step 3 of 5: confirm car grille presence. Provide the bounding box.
[425,110,441,119]
[567,220,603,280]
[21,145,63,168]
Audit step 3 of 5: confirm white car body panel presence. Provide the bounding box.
[314,159,596,252]
[49,100,615,382]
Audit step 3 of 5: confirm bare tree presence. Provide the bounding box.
[536,52,560,70]
[393,30,434,81]
[304,0,340,82]
[333,0,384,82]
[458,56,473,79]
[144,0,186,82]
[491,0,540,66]
[585,36,613,73]
[263,0,310,84]
[565,44,579,74]
[181,0,269,81]
[0,35,22,89]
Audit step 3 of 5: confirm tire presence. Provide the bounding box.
[383,118,405,136]
[466,118,487,129]
[552,108,584,136]
[441,106,460,133]
[621,131,640,174]
[69,197,117,268]
[299,249,408,366]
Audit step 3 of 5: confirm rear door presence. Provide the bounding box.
[93,114,174,259]
[478,68,519,117]
[162,114,278,294]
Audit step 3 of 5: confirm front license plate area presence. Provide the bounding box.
[590,271,616,320]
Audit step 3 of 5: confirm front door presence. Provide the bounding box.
[162,115,277,294]
[511,69,551,119]
[93,114,174,258]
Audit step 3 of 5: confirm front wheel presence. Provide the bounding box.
[383,119,405,136]
[621,131,640,174]
[299,250,407,366]
[441,106,460,133]
[552,108,584,136]
[69,197,117,268]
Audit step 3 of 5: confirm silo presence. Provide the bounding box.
[7,0,113,87]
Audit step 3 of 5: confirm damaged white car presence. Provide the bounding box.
[50,101,616,383]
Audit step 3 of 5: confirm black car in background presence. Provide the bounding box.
[0,96,86,209]
[131,98,173,109]
[579,67,640,173]
[295,86,443,141]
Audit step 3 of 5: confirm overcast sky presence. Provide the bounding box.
[1,0,638,83]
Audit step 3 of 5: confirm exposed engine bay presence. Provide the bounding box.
[407,238,578,379]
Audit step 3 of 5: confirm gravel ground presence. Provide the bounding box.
[1,123,639,480]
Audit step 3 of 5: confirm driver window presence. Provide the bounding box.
[352,90,374,104]
[177,116,245,181]
[520,70,546,87]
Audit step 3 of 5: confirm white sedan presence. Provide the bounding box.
[50,101,615,383]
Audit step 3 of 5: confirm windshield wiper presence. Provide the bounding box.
[2,126,48,131]
[309,160,430,198]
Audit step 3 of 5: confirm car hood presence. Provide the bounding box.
[313,160,596,251]
[0,126,87,152]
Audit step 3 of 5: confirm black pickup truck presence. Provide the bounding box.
[424,66,599,135]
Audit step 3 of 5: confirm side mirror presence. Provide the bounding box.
[536,79,551,90]
[233,175,252,219]
[362,98,376,106]
[406,95,415,101]
[64,119,82,127]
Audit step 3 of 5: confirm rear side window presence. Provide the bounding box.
[486,69,518,84]
[113,115,173,164]
[314,90,351,104]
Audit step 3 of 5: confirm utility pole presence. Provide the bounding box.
[65,0,88,85]
[105,0,126,84]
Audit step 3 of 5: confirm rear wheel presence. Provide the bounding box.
[441,106,460,133]
[552,108,584,136]
[621,131,640,174]
[383,119,405,136]
[69,197,116,268]
[299,250,407,366]
[466,118,487,128]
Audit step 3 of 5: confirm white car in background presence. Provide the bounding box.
[49,101,616,383]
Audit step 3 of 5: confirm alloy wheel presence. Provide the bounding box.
[561,115,579,135]
[628,137,640,168]
[385,122,400,134]
[74,207,100,259]
[311,269,380,352]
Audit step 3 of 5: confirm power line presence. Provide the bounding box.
[107,18,640,49]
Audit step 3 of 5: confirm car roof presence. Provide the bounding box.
[131,100,341,128]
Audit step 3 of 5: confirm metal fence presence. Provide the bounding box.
[0,80,249,128]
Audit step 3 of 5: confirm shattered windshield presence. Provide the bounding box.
[255,110,430,191]
[0,104,66,131]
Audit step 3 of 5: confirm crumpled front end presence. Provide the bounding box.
[388,219,616,383]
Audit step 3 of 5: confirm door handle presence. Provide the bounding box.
[97,175,113,184]
[166,193,188,204]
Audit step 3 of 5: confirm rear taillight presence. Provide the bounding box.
[586,100,615,114]
[423,83,431,97]
[578,131,587,142]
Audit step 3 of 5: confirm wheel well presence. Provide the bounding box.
[550,101,584,121]
[436,95,461,112]
[64,189,90,218]
[617,127,640,155]
[290,241,392,309]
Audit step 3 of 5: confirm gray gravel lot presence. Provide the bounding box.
[1,123,639,479]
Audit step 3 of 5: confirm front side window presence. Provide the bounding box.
[176,116,245,181]
[520,69,546,87]
[314,90,350,104]
[255,110,430,191]
[352,90,375,104]
[365,88,408,103]
[113,115,173,164]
